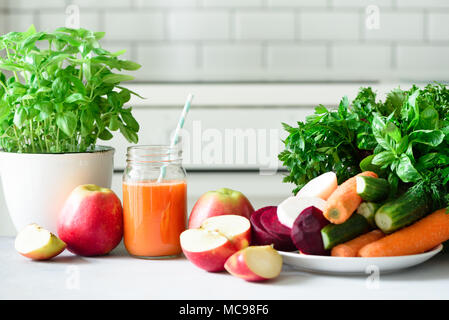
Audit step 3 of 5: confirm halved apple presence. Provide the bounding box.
[15,224,66,260]
[200,215,251,250]
[180,215,251,272]
[224,245,283,282]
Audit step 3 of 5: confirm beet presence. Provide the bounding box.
[290,206,330,255]
[250,206,296,252]
[260,207,291,240]
[250,207,276,246]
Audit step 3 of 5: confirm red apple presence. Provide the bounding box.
[188,188,254,229]
[15,224,66,260]
[180,215,251,272]
[201,215,251,250]
[57,184,123,256]
[224,245,283,282]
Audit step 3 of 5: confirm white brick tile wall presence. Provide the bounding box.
[6,13,35,33]
[105,12,165,40]
[428,14,449,41]
[267,45,327,68]
[397,0,449,8]
[365,13,424,41]
[299,12,360,40]
[168,11,230,40]
[202,0,263,7]
[397,45,449,69]
[203,44,262,69]
[1,1,448,82]
[235,12,295,40]
[69,0,133,8]
[331,0,393,7]
[40,11,100,32]
[332,44,391,69]
[0,12,5,34]
[136,44,197,73]
[135,0,197,7]
[8,0,65,9]
[266,0,326,7]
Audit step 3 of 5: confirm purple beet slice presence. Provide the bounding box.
[290,206,330,256]
[250,207,277,246]
[260,206,291,240]
[250,206,296,251]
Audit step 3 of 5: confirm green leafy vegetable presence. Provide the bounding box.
[0,25,142,153]
[280,83,449,209]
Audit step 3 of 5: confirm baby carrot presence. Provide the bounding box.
[331,230,384,257]
[359,208,449,257]
[323,171,378,224]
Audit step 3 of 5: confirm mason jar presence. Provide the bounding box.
[122,145,187,259]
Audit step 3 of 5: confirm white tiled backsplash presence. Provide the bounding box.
[1,0,448,82]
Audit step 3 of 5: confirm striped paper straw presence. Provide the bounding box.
[157,93,194,183]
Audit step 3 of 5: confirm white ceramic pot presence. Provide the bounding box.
[0,146,114,234]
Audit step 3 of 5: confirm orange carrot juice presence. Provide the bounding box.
[123,180,187,258]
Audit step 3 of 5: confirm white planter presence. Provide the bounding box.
[0,146,114,234]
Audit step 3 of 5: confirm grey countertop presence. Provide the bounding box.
[1,237,449,300]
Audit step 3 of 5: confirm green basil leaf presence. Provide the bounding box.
[396,136,409,154]
[119,123,138,143]
[56,112,77,137]
[65,93,87,103]
[107,92,121,109]
[372,151,396,166]
[80,110,94,137]
[108,115,120,131]
[13,107,27,128]
[83,61,91,82]
[0,102,10,121]
[385,122,401,143]
[396,154,421,183]
[69,76,87,96]
[52,77,69,101]
[409,129,444,147]
[371,114,393,151]
[314,105,327,114]
[119,60,141,71]
[121,110,139,132]
[418,106,439,130]
[102,74,134,84]
[118,89,131,104]
[98,128,113,140]
[94,32,106,40]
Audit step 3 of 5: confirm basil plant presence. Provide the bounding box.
[0,25,142,153]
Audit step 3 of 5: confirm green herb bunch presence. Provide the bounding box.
[279,83,449,208]
[0,25,142,153]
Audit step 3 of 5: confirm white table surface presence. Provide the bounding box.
[1,237,449,300]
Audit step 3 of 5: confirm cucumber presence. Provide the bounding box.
[356,176,390,202]
[359,155,385,177]
[374,187,430,234]
[321,214,371,250]
[357,202,381,228]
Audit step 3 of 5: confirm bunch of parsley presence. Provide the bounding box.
[279,83,449,209]
[0,25,142,153]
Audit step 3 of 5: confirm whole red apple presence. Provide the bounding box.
[188,188,254,229]
[57,184,123,256]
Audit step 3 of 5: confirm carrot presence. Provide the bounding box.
[331,230,384,257]
[323,171,378,224]
[359,208,449,257]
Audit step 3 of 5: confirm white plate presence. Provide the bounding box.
[279,244,443,275]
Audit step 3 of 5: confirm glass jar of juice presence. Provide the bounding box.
[122,145,187,258]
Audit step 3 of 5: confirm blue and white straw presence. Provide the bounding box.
[157,93,194,183]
